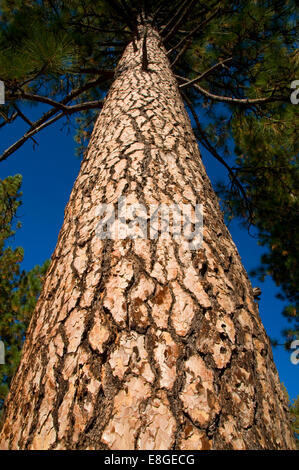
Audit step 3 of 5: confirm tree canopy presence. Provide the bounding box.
[0,0,298,344]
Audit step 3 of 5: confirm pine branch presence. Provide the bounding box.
[160,0,191,39]
[177,75,288,105]
[13,104,38,147]
[68,21,132,36]
[0,76,106,162]
[163,0,198,44]
[152,1,168,25]
[65,100,104,113]
[179,58,232,88]
[75,68,115,76]
[170,40,191,67]
[57,76,107,104]
[120,0,136,23]
[47,0,59,17]
[0,111,18,129]
[0,100,103,163]
[141,3,147,22]
[18,64,49,88]
[7,91,72,113]
[12,104,33,126]
[158,0,186,35]
[92,40,126,47]
[108,0,136,34]
[182,91,254,223]
[0,113,63,163]
[167,7,221,56]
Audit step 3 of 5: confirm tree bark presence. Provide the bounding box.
[0,25,295,450]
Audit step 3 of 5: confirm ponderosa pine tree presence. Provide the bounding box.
[0,0,297,449]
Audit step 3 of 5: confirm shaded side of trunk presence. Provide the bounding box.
[0,26,295,450]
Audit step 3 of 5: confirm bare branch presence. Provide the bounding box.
[177,75,288,105]
[68,21,132,36]
[12,104,39,147]
[19,65,48,88]
[0,100,103,163]
[75,68,115,76]
[66,100,104,113]
[152,1,168,25]
[108,0,136,34]
[179,58,232,87]
[8,90,106,114]
[1,76,106,162]
[160,0,191,39]
[7,91,71,112]
[158,0,185,35]
[12,104,33,127]
[167,8,220,56]
[170,40,191,67]
[182,91,253,222]
[0,113,63,163]
[58,76,107,104]
[0,111,18,129]
[163,0,198,43]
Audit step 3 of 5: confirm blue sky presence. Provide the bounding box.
[1,105,298,402]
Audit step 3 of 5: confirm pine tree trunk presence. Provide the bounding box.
[0,25,295,450]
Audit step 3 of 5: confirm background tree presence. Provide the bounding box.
[0,174,49,412]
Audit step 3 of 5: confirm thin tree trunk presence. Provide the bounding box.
[0,25,295,450]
